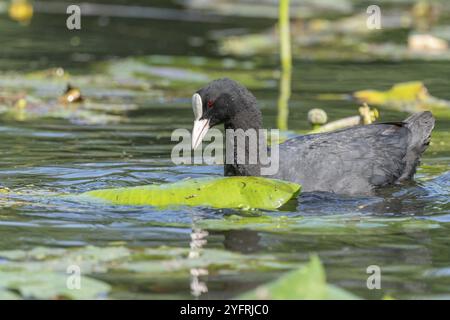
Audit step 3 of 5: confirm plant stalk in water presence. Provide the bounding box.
[277,0,292,131]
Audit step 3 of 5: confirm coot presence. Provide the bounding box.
[191,78,435,195]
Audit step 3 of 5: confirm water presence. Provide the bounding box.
[0,2,449,299]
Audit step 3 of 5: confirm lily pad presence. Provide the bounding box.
[238,255,360,300]
[0,271,110,300]
[198,213,445,235]
[353,81,450,114]
[0,289,20,300]
[78,177,301,210]
[0,245,302,299]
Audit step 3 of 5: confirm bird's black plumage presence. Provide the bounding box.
[193,78,435,195]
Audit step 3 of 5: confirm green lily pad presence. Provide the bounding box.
[0,245,302,299]
[0,271,110,300]
[0,289,20,300]
[198,213,444,236]
[78,177,301,210]
[238,255,360,300]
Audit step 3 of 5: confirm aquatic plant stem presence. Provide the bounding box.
[277,0,292,131]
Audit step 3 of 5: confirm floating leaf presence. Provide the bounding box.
[0,246,131,273]
[78,177,301,210]
[0,245,300,299]
[198,214,444,235]
[0,246,129,299]
[0,245,297,275]
[120,247,297,274]
[238,255,360,300]
[0,289,20,300]
[0,271,110,300]
[354,81,450,113]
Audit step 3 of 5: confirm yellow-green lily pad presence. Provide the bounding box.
[78,177,301,210]
[353,81,450,115]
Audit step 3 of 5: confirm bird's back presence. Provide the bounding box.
[269,112,434,195]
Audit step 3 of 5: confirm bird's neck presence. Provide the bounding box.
[223,109,266,177]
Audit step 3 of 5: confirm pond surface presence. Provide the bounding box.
[0,2,449,299]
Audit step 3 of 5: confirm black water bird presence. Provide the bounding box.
[191,78,435,195]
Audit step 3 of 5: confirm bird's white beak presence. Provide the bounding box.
[191,93,210,150]
[192,118,210,150]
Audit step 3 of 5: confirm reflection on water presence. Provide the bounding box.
[0,1,449,300]
[189,227,209,297]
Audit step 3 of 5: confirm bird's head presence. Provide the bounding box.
[191,78,261,149]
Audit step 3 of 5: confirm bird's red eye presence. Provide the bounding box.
[207,100,214,108]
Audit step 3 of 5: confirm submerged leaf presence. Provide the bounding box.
[78,177,301,210]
